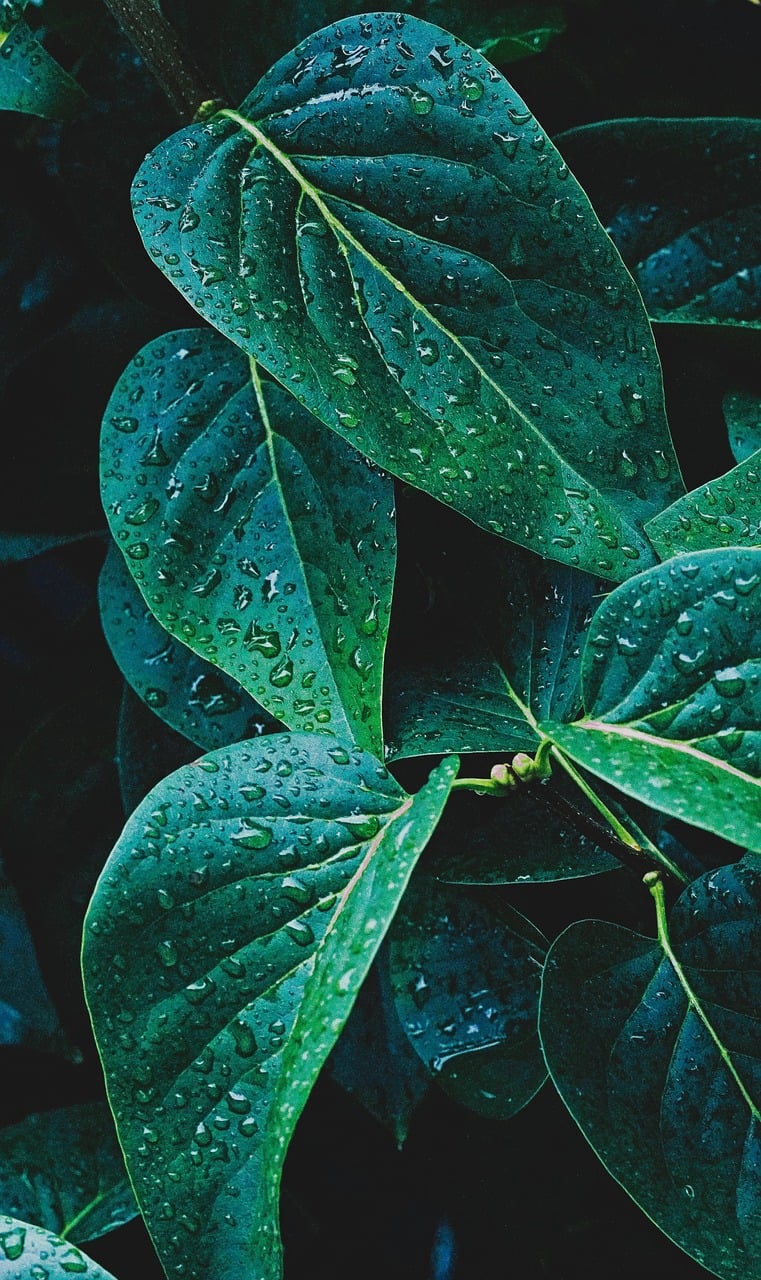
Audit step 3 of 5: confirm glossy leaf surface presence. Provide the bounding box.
[0,1103,136,1242]
[0,19,85,118]
[0,1217,116,1279]
[543,549,761,850]
[645,452,761,557]
[724,388,761,464]
[100,544,280,751]
[101,329,396,756]
[132,13,684,581]
[559,118,761,327]
[541,858,761,1279]
[83,733,456,1280]
[390,876,547,1117]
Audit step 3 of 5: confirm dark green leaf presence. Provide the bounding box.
[645,451,761,557]
[0,20,85,119]
[390,876,547,1118]
[0,865,60,1047]
[724,388,761,463]
[83,733,457,1280]
[0,1103,136,1243]
[101,328,396,756]
[0,531,100,566]
[542,548,761,851]
[100,544,281,752]
[116,685,198,815]
[559,118,761,327]
[131,13,683,581]
[0,1,27,35]
[540,858,761,1279]
[0,1217,116,1278]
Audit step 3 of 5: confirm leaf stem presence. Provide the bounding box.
[645,871,761,1123]
[450,776,515,795]
[100,0,223,121]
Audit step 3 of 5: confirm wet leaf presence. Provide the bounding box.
[645,450,761,557]
[390,876,548,1118]
[0,1103,136,1242]
[0,1216,116,1278]
[0,19,85,119]
[116,685,198,815]
[559,118,761,327]
[540,857,761,1279]
[542,548,761,851]
[82,733,457,1280]
[101,328,396,756]
[100,544,281,752]
[724,388,761,464]
[131,13,683,581]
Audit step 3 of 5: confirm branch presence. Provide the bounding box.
[101,0,223,121]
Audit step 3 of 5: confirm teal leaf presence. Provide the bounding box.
[116,686,198,814]
[0,1217,116,1279]
[101,329,396,756]
[540,858,761,1279]
[645,451,761,557]
[0,1103,136,1243]
[541,548,761,851]
[83,733,457,1280]
[0,20,85,119]
[724,388,761,463]
[0,865,60,1047]
[389,875,548,1117]
[100,544,281,752]
[0,1,26,34]
[131,13,683,581]
[559,118,761,328]
[0,531,101,566]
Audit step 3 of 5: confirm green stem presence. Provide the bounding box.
[645,872,761,1122]
[450,776,514,795]
[100,0,222,121]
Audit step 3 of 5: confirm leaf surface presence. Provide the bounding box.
[724,388,761,463]
[0,1217,116,1279]
[540,858,761,1279]
[645,451,761,557]
[0,19,85,118]
[131,13,684,580]
[101,328,396,756]
[83,732,456,1280]
[542,548,761,850]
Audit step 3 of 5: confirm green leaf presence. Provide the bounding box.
[116,686,198,814]
[83,733,457,1280]
[131,13,683,581]
[101,328,396,756]
[724,388,761,463]
[0,531,101,566]
[100,543,281,752]
[540,858,761,1279]
[645,450,761,558]
[541,548,761,851]
[0,20,85,119]
[559,118,761,327]
[0,865,61,1048]
[389,875,548,1118]
[0,1,27,35]
[0,1217,116,1279]
[475,1,565,63]
[386,543,598,760]
[0,1103,136,1243]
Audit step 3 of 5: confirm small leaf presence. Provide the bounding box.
[100,544,281,751]
[540,858,761,1279]
[559,118,761,327]
[0,1103,136,1242]
[131,14,683,580]
[0,1216,116,1278]
[0,531,100,566]
[101,329,396,756]
[83,733,457,1280]
[390,876,548,1118]
[645,450,761,557]
[542,548,761,851]
[724,388,761,463]
[0,20,85,119]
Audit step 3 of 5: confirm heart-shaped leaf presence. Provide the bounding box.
[83,732,457,1280]
[0,19,85,118]
[0,1103,136,1243]
[101,328,396,756]
[0,1217,116,1279]
[542,548,761,851]
[540,858,761,1279]
[645,451,761,558]
[100,543,281,751]
[389,875,548,1117]
[131,13,684,581]
[559,118,761,327]
[724,388,761,463]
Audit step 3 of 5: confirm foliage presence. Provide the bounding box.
[3,3,761,1280]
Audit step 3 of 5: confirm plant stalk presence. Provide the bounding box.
[100,0,222,121]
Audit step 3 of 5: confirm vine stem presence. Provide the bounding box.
[100,0,223,121]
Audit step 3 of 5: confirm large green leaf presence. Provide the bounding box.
[559,118,761,327]
[0,19,85,118]
[0,1103,136,1243]
[100,544,281,752]
[131,13,683,581]
[116,685,198,814]
[645,451,761,558]
[389,875,548,1117]
[101,329,396,756]
[542,548,761,851]
[0,1216,116,1279]
[540,858,761,1279]
[83,732,456,1280]
[724,388,761,463]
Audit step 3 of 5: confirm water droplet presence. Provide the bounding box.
[404,85,434,115]
[231,1019,257,1057]
[231,820,273,850]
[713,667,746,698]
[270,655,294,687]
[156,939,178,967]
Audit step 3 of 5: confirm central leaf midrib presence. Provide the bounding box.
[579,719,761,787]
